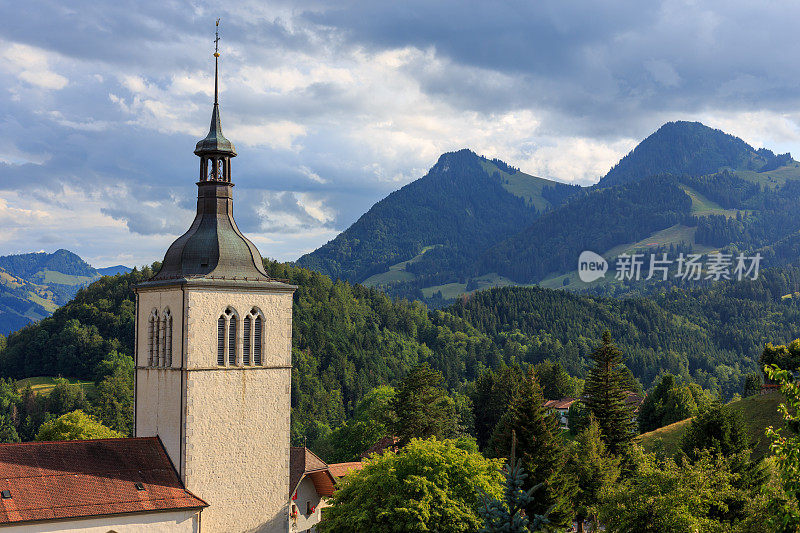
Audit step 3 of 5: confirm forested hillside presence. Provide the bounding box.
[297,150,580,293]
[3,259,800,443]
[448,265,800,396]
[598,121,791,187]
[0,250,131,336]
[297,121,800,305]
[477,176,692,282]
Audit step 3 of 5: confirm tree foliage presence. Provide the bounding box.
[390,363,459,445]
[566,416,621,531]
[764,364,800,530]
[582,331,637,455]
[599,450,765,532]
[487,369,574,528]
[319,438,504,533]
[638,374,709,433]
[35,409,122,441]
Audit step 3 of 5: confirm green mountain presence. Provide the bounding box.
[597,121,792,187]
[297,149,580,296]
[0,250,131,336]
[298,121,800,304]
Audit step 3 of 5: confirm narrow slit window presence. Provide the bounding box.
[164,310,172,367]
[148,310,158,367]
[217,316,225,365]
[254,315,262,366]
[243,316,251,365]
[228,315,237,366]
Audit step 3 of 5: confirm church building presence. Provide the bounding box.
[0,31,303,533]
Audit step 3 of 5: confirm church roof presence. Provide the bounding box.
[0,437,207,525]
[143,183,276,285]
[140,36,290,288]
[194,103,236,156]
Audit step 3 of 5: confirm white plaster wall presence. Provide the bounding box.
[2,509,200,533]
[290,477,324,533]
[135,288,185,468]
[182,287,292,533]
[184,288,292,369]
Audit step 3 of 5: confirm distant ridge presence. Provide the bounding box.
[97,265,133,276]
[297,149,577,285]
[598,120,793,187]
[297,121,800,306]
[0,249,131,336]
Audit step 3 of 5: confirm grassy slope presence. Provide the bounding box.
[37,270,97,286]
[735,162,800,189]
[15,376,96,396]
[479,160,558,212]
[539,183,727,290]
[362,245,439,287]
[639,392,784,460]
[680,185,740,218]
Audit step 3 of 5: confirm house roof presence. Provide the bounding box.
[327,462,363,479]
[0,437,206,525]
[360,435,400,459]
[543,398,576,410]
[290,447,336,498]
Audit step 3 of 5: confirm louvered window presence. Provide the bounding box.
[254,315,262,365]
[164,309,172,367]
[243,316,251,365]
[217,316,225,365]
[228,315,237,365]
[148,310,158,366]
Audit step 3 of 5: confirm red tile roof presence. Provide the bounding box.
[360,435,400,459]
[327,462,363,478]
[290,447,336,497]
[0,437,206,525]
[543,398,576,410]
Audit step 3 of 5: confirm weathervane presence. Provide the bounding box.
[213,18,221,105]
[214,18,221,57]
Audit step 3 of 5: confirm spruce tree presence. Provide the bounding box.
[479,456,547,533]
[582,331,637,455]
[390,363,458,445]
[567,416,621,532]
[487,368,573,528]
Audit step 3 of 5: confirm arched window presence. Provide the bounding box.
[242,308,264,366]
[243,315,251,365]
[148,309,158,366]
[163,308,172,367]
[226,307,237,366]
[254,314,263,366]
[217,315,225,365]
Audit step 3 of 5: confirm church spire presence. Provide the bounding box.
[195,18,236,182]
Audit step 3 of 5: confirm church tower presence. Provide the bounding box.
[134,24,294,532]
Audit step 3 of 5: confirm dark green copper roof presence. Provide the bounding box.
[194,103,236,156]
[146,182,271,283]
[140,51,279,287]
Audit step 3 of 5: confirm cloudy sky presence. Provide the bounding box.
[2,1,800,267]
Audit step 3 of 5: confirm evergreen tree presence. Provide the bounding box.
[479,456,547,533]
[582,331,637,455]
[680,401,748,461]
[472,365,524,450]
[567,416,621,532]
[390,363,458,445]
[487,369,573,528]
[0,415,20,443]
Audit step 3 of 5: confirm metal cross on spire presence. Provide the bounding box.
[214,18,221,55]
[214,19,221,105]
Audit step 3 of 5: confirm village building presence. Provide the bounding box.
[288,447,362,533]
[0,32,325,532]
